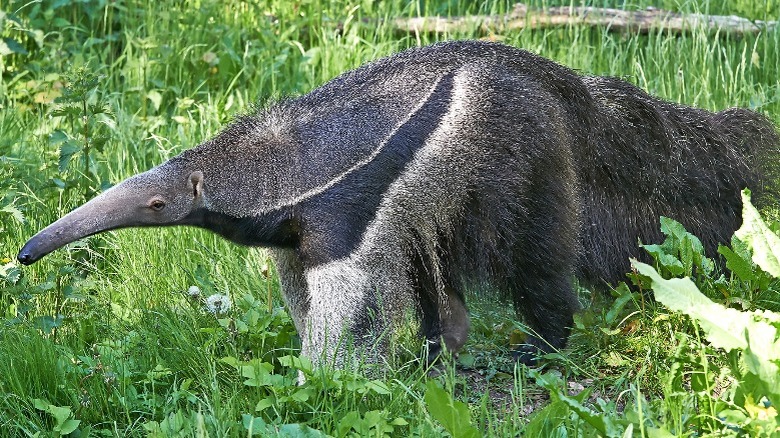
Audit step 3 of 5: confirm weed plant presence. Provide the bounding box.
[1,0,779,436]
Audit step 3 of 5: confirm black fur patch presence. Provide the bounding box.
[297,72,457,266]
[185,207,299,248]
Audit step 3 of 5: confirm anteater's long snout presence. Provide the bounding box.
[16,187,138,265]
[17,205,108,265]
[17,228,67,265]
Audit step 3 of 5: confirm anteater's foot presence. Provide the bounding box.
[512,342,546,366]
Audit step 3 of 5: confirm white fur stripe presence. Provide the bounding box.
[357,70,472,251]
[253,74,446,214]
[299,70,472,362]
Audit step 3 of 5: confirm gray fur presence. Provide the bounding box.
[18,41,779,368]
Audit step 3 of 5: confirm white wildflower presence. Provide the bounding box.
[187,285,201,298]
[205,293,232,315]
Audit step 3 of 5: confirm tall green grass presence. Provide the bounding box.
[1,0,779,436]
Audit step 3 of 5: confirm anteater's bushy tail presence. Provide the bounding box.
[715,107,780,204]
[576,76,780,284]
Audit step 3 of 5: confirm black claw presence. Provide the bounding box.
[512,344,543,366]
[423,340,443,365]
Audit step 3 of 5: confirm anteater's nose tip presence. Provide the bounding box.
[17,252,32,265]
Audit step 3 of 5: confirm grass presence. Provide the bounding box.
[1,0,780,436]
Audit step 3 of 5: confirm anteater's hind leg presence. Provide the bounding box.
[509,167,581,365]
[509,266,579,365]
[439,291,470,355]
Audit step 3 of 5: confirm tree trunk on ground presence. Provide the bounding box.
[393,3,776,36]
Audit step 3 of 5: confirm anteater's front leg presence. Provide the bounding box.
[298,259,385,368]
[273,249,382,379]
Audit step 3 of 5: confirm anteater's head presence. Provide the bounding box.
[17,163,205,265]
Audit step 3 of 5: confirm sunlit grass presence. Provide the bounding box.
[1,0,779,435]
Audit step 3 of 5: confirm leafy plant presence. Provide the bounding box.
[634,260,780,435]
[241,414,329,437]
[632,191,780,436]
[143,409,214,437]
[424,380,481,438]
[734,190,780,278]
[641,216,715,281]
[50,66,115,198]
[540,191,780,437]
[33,399,81,436]
[526,370,627,437]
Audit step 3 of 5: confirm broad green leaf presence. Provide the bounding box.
[633,262,712,312]
[523,399,570,436]
[744,341,780,406]
[533,370,624,437]
[633,261,776,353]
[634,260,780,407]
[290,387,313,402]
[0,37,27,55]
[641,244,684,276]
[680,235,694,275]
[57,418,81,434]
[364,410,389,430]
[254,397,274,412]
[59,141,82,172]
[278,355,313,375]
[735,189,780,278]
[660,216,686,240]
[242,414,269,436]
[34,400,74,427]
[146,90,163,112]
[646,426,677,438]
[219,356,240,368]
[660,216,705,254]
[48,130,70,145]
[48,404,71,424]
[240,360,283,387]
[365,379,391,395]
[605,283,635,325]
[718,244,755,283]
[424,381,480,438]
[337,411,360,437]
[33,315,64,334]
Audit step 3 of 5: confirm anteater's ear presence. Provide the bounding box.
[189,171,204,200]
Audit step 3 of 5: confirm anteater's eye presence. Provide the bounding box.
[150,200,166,211]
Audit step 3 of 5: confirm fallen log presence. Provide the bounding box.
[393,3,777,36]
